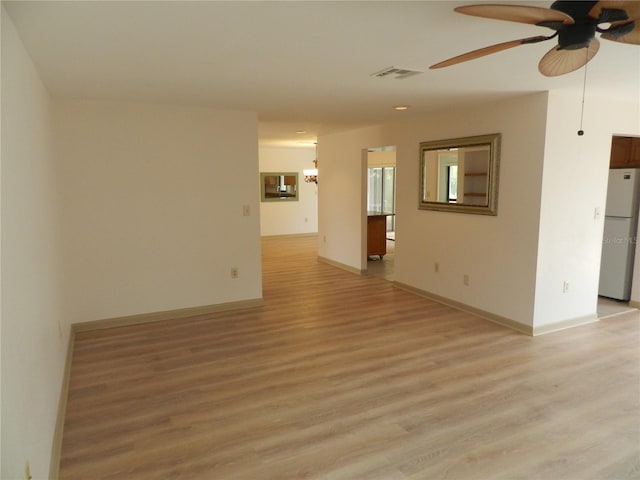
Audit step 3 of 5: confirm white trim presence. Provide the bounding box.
[532,315,599,336]
[261,233,317,239]
[318,255,365,276]
[72,298,264,332]
[393,281,532,335]
[49,328,74,480]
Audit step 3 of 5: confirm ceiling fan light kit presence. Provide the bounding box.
[430,1,640,76]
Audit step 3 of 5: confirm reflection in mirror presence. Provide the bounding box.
[419,133,500,215]
[261,172,299,202]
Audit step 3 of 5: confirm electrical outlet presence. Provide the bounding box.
[563,281,569,293]
[463,274,469,286]
[230,267,239,279]
[434,262,439,273]
[242,205,250,217]
[305,217,308,223]
[323,235,327,243]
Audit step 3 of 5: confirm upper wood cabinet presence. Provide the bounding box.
[611,136,640,168]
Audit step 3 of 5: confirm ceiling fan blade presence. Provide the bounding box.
[601,21,640,44]
[538,38,600,77]
[430,35,553,69]
[589,1,631,21]
[590,1,640,43]
[598,1,640,43]
[455,4,574,26]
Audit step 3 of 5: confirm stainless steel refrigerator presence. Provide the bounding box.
[599,169,640,300]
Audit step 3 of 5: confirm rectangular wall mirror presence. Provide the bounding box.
[261,172,299,202]
[419,133,501,215]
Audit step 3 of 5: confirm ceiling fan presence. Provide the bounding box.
[430,1,640,76]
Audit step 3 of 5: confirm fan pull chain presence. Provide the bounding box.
[577,49,589,136]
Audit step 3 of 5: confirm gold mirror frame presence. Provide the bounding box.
[419,133,501,215]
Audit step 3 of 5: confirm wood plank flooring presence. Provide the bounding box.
[59,235,640,479]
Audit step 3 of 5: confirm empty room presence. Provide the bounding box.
[2,1,639,479]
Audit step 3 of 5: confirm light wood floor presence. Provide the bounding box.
[366,238,395,281]
[59,235,640,479]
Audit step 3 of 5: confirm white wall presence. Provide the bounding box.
[55,99,262,324]
[534,92,640,327]
[391,94,548,327]
[318,95,549,318]
[318,125,390,271]
[319,94,549,326]
[320,90,640,331]
[1,8,69,479]
[258,146,318,236]
[319,93,547,326]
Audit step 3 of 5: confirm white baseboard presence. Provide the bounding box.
[532,314,599,336]
[318,255,365,275]
[261,232,318,239]
[72,298,264,332]
[49,328,75,480]
[393,281,533,335]
[393,282,604,336]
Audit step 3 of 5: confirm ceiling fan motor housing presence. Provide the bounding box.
[550,1,598,49]
[558,24,597,50]
[550,1,597,20]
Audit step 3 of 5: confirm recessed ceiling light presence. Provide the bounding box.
[394,105,410,111]
[295,130,307,134]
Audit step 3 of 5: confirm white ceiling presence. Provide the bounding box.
[4,1,639,147]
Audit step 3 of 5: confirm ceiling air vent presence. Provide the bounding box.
[371,66,423,79]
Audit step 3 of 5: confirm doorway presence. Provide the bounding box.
[366,146,396,280]
[597,135,639,318]
[368,166,396,233]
